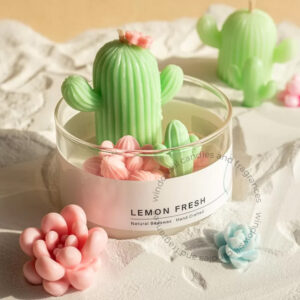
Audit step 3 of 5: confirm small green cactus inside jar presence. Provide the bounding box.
[197,0,299,107]
[155,120,201,177]
[62,30,183,146]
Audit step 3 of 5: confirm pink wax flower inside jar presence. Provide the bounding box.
[83,135,170,180]
[19,204,108,297]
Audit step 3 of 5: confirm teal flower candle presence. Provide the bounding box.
[62,30,183,145]
[214,223,259,269]
[197,1,299,107]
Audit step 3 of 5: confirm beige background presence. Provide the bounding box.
[0,0,299,42]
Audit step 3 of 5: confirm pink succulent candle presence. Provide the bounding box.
[278,75,300,107]
[19,204,108,297]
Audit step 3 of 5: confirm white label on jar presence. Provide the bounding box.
[58,147,232,231]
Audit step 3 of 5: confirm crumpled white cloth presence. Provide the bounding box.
[1,4,300,300]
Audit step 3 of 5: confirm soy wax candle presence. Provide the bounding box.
[197,0,298,107]
[55,76,232,239]
[56,32,232,239]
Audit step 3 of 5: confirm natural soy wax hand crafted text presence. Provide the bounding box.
[197,1,298,107]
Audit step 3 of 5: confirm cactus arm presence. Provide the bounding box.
[240,57,276,107]
[154,144,174,168]
[259,80,277,99]
[273,38,299,63]
[196,15,221,49]
[228,65,242,89]
[189,134,201,158]
[61,75,102,112]
[241,57,262,107]
[160,65,184,105]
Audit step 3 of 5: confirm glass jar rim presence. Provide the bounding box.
[54,75,232,154]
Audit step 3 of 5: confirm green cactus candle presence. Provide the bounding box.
[61,30,183,146]
[229,57,277,107]
[197,2,298,89]
[155,120,201,177]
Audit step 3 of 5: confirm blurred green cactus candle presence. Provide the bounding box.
[62,30,183,145]
[197,0,298,107]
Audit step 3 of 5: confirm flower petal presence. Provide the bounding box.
[91,257,102,272]
[35,256,65,281]
[67,266,95,290]
[233,229,245,240]
[56,246,82,268]
[242,234,257,251]
[45,231,59,251]
[43,278,69,297]
[81,228,108,262]
[218,245,230,264]
[32,240,50,258]
[19,227,42,256]
[225,245,242,259]
[116,135,140,150]
[71,221,88,248]
[228,235,245,250]
[83,156,101,176]
[236,224,250,237]
[23,260,42,285]
[41,213,68,235]
[224,223,237,243]
[65,234,79,248]
[230,257,249,269]
[60,204,87,230]
[126,156,144,172]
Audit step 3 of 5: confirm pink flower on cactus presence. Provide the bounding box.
[119,30,153,49]
[19,205,108,297]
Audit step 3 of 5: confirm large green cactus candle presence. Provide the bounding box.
[61,31,183,145]
[197,2,298,90]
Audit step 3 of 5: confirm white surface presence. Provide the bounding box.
[1,4,300,300]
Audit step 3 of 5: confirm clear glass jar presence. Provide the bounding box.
[55,76,232,238]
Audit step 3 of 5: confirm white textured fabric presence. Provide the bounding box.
[1,4,300,299]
